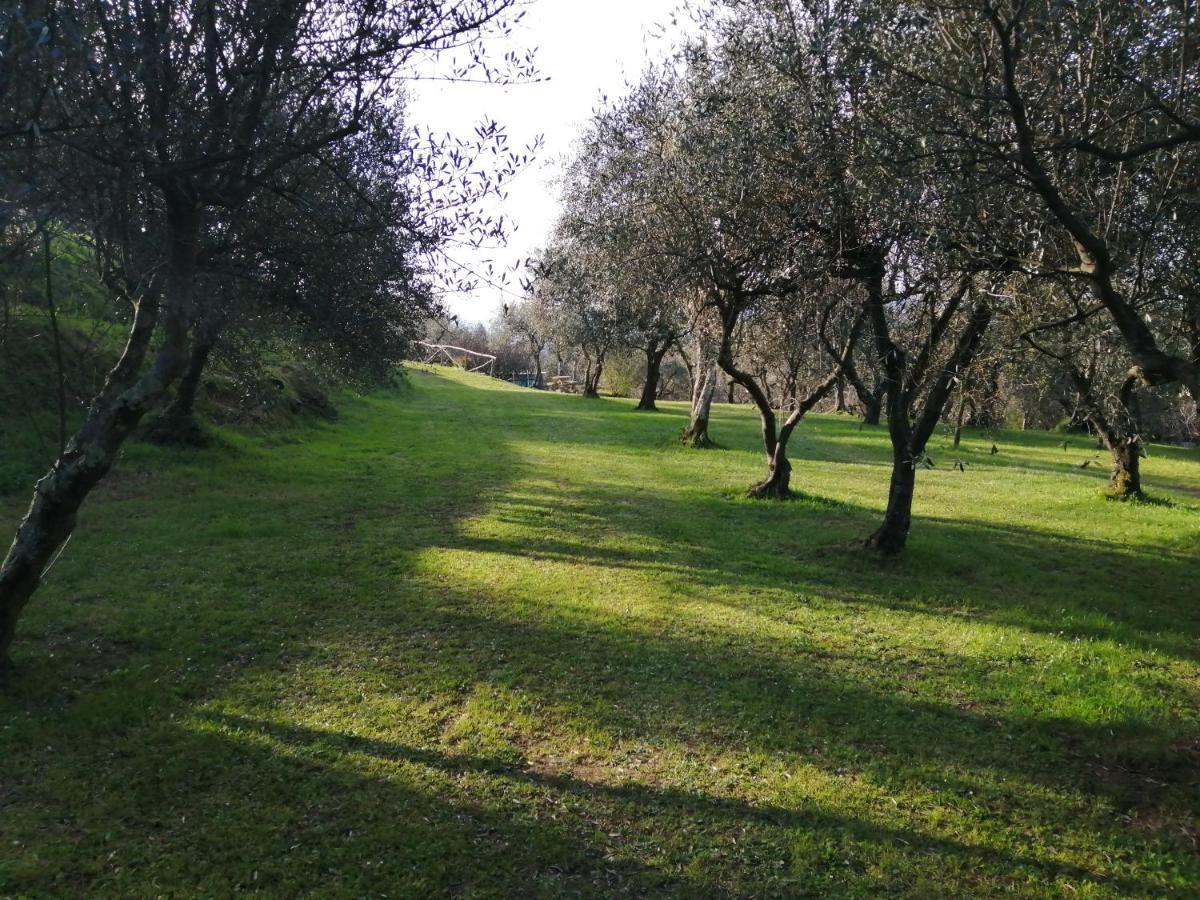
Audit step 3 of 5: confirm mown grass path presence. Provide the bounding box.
[2,365,1198,897]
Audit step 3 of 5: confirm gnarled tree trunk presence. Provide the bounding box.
[1108,437,1142,498]
[718,301,867,499]
[1067,371,1145,500]
[748,438,794,499]
[583,352,605,398]
[994,27,1200,409]
[170,339,213,420]
[864,324,915,555]
[860,386,884,426]
[1094,393,1144,501]
[717,326,787,497]
[821,317,881,425]
[0,200,200,670]
[834,376,847,412]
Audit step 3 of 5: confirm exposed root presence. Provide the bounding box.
[747,476,791,501]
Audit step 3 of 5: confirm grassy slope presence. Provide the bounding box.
[0,310,125,496]
[1,364,1198,898]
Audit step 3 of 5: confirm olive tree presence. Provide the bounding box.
[554,89,696,412]
[0,0,529,671]
[883,0,1200,404]
[713,0,999,548]
[527,238,626,398]
[565,51,869,496]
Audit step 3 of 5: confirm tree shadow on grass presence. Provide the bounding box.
[0,369,528,691]
[441,476,1200,662]
[5,565,1193,895]
[192,710,1178,898]
[150,574,1199,894]
[4,714,690,897]
[343,579,1198,822]
[519,396,1200,508]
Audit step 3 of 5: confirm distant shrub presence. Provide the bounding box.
[601,352,644,399]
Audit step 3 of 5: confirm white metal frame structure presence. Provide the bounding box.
[417,341,497,377]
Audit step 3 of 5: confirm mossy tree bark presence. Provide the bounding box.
[1074,372,1144,500]
[1108,437,1142,498]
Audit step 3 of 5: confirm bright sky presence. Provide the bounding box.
[408,0,684,325]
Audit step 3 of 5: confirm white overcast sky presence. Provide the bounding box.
[407,0,685,325]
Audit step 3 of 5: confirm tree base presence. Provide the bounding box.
[747,453,792,499]
[1105,486,1147,502]
[141,412,210,447]
[864,524,907,557]
[747,476,791,500]
[681,424,715,449]
[1108,461,1142,500]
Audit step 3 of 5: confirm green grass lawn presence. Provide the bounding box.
[2,364,1198,897]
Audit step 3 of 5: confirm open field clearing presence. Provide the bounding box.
[2,365,1197,897]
